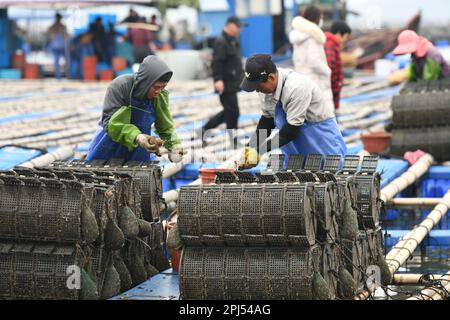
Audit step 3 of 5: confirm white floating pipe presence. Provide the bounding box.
[380,153,434,203]
[354,154,435,300]
[385,189,450,275]
[18,146,75,168]
[355,189,450,300]
[387,198,441,208]
[391,274,442,285]
[408,271,450,300]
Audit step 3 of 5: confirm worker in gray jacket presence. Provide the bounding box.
[239,54,347,169]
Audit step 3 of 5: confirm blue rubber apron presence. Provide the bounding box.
[273,78,347,159]
[86,83,157,162]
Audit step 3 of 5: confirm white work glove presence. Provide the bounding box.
[135,134,164,156]
[168,146,186,163]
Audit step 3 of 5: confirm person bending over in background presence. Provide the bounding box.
[392,30,450,81]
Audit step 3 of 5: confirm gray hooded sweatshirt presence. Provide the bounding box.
[100,55,181,150]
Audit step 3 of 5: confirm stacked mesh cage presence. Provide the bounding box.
[390,79,450,161]
[0,159,167,300]
[177,154,383,299]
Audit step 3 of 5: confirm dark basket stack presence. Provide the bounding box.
[391,79,450,161]
[178,154,384,300]
[0,159,167,300]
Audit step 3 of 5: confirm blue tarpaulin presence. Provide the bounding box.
[0,145,43,169]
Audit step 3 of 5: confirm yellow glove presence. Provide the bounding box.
[238,147,260,170]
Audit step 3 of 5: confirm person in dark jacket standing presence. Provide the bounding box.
[202,16,247,146]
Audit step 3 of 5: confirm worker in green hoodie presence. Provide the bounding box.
[86,55,183,162]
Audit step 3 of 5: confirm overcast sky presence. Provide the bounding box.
[346,0,450,28]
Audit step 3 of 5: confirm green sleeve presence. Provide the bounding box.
[407,64,416,82]
[107,105,141,151]
[153,90,181,150]
[423,57,441,81]
[408,58,441,82]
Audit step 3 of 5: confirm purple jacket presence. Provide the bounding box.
[413,46,450,78]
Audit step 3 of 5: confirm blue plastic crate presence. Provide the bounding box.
[347,143,363,155]
[175,163,201,180]
[162,177,176,192]
[175,163,225,180]
[96,62,111,72]
[385,230,450,247]
[175,179,196,189]
[73,27,88,37]
[0,19,10,35]
[163,177,197,192]
[0,52,10,68]
[115,41,134,66]
[0,38,10,51]
[0,146,42,170]
[88,14,117,28]
[175,41,193,50]
[115,68,134,77]
[426,179,450,198]
[0,68,22,79]
[421,168,450,197]
[378,159,409,189]
[435,39,449,47]
[384,209,400,221]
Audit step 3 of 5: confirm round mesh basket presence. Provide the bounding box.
[0,175,86,243]
[315,182,339,243]
[179,246,322,300]
[0,242,89,300]
[44,161,163,222]
[354,173,381,230]
[177,184,316,247]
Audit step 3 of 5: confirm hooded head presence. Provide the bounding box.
[132,55,173,100]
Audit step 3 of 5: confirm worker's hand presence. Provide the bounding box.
[168,146,186,163]
[136,134,164,156]
[214,80,225,95]
[238,147,260,170]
